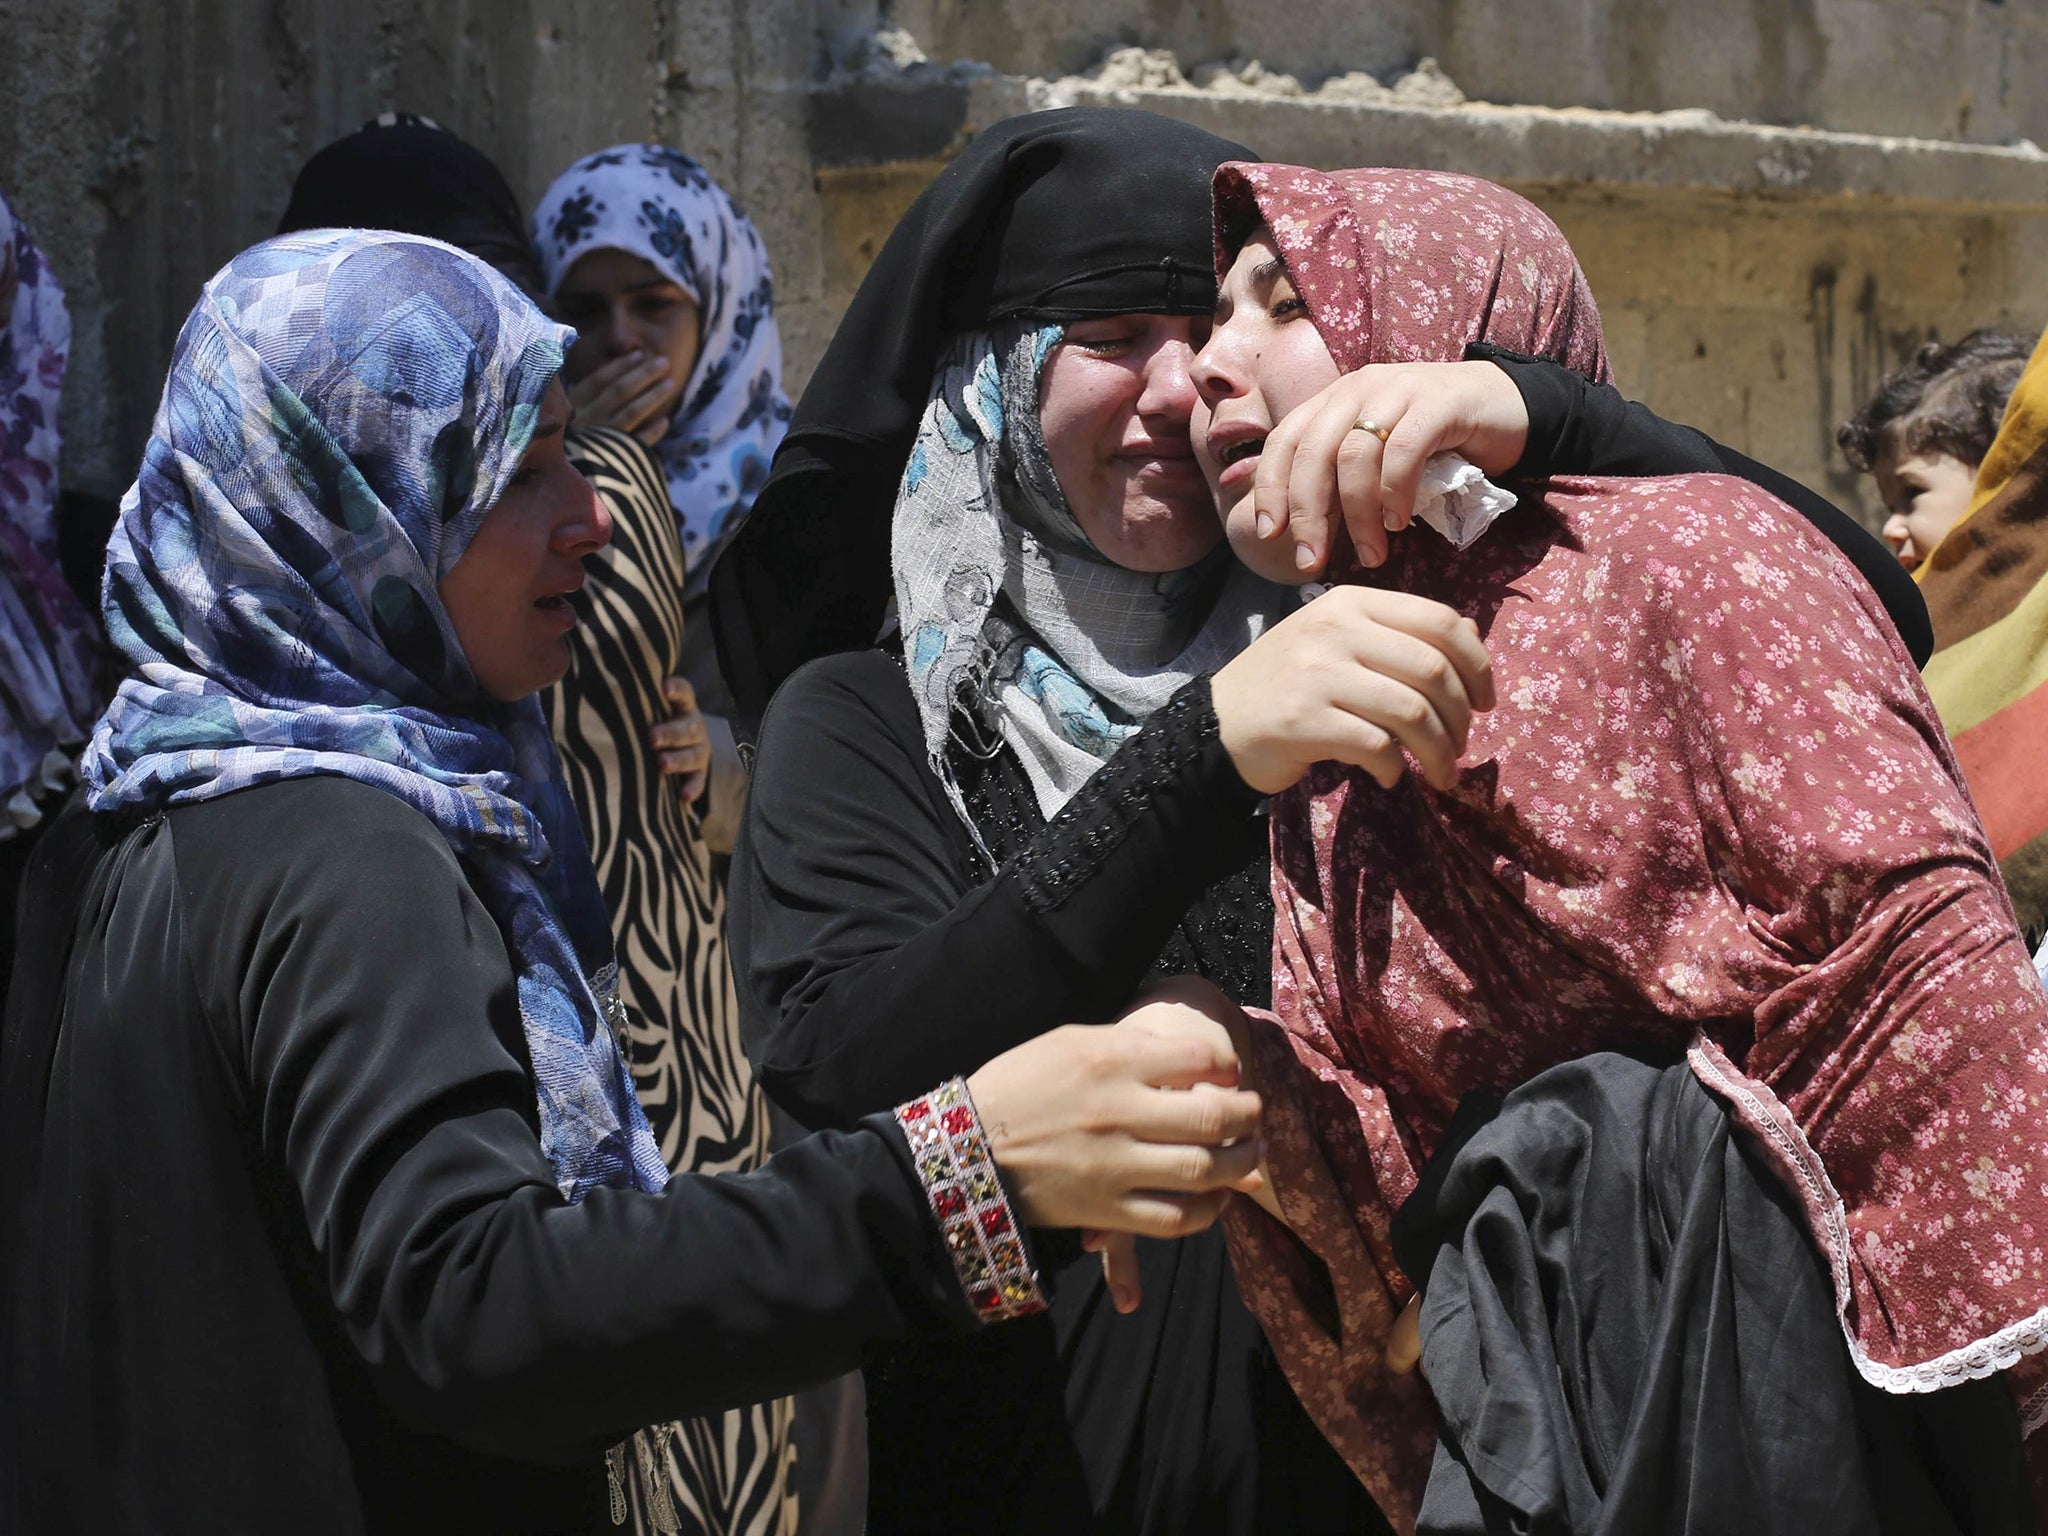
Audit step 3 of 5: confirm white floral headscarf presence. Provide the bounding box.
[894,325,1292,836]
[532,145,790,581]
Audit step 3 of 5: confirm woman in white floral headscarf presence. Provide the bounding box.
[531,142,811,1530]
[532,145,789,589]
[532,145,790,855]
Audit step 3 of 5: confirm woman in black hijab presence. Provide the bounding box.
[719,106,1409,1536]
[278,113,548,298]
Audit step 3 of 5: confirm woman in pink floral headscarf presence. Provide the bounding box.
[1188,166,2048,1534]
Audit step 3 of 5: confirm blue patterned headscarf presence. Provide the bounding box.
[83,229,667,1203]
[531,144,790,585]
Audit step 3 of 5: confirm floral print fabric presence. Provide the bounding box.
[1210,164,1610,385]
[531,145,790,577]
[1213,166,2048,1531]
[85,230,666,1203]
[0,188,101,831]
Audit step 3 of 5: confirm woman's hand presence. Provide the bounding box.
[1077,979,1280,1313]
[567,351,680,446]
[1387,1294,1423,1374]
[963,984,1264,1255]
[650,676,712,803]
[1211,586,1496,796]
[1252,360,1529,577]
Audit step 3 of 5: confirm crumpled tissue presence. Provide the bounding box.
[1411,451,1517,551]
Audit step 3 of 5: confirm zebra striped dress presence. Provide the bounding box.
[542,427,791,1536]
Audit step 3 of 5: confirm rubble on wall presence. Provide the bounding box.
[1081,47,1188,92]
[1003,39,2048,210]
[1041,46,1464,111]
[825,23,994,87]
[1189,59,1306,98]
[1322,58,1466,110]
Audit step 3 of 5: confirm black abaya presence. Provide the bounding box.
[1392,1053,2034,1536]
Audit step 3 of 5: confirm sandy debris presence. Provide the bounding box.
[1065,45,1466,108]
[1085,47,1191,91]
[1320,57,1467,108]
[1191,58,1308,97]
[830,24,994,85]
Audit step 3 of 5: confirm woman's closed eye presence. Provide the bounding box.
[1067,325,1138,356]
[1265,267,1309,322]
[631,291,689,323]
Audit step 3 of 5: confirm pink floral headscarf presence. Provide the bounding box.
[1212,163,1610,387]
[1214,166,2048,1531]
[0,189,99,835]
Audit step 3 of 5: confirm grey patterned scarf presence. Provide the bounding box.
[892,325,1291,840]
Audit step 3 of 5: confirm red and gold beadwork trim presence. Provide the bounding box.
[894,1078,1047,1323]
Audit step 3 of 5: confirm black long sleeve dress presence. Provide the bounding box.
[734,657,1366,1536]
[0,776,982,1536]
[726,367,1928,1536]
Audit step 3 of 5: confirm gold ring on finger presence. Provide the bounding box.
[1353,417,1392,443]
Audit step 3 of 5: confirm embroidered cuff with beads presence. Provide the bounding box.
[895,1078,1047,1323]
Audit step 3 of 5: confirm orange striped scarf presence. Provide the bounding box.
[1917,324,2048,939]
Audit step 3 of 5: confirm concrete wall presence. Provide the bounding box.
[0,0,835,499]
[2,0,2045,529]
[884,0,2048,146]
[1544,186,2047,512]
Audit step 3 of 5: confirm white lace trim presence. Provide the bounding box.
[1686,1040,2048,1411]
[1843,1303,2048,1402]
[2020,1375,2048,1438]
[1685,1042,1852,1300]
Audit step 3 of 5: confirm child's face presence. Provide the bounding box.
[1873,445,1978,571]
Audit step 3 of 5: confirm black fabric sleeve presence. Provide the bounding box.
[1467,343,1932,667]
[729,652,1263,1131]
[172,778,972,1465]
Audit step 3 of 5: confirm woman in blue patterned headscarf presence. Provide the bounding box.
[85,227,664,1201]
[1,228,1268,1532]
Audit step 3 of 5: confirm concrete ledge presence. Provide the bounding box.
[957,77,2048,211]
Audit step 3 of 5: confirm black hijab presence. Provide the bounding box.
[709,107,1256,729]
[277,114,545,301]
